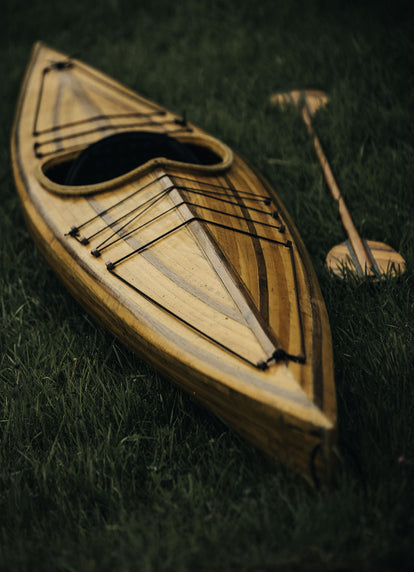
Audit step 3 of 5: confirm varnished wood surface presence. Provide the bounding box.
[326,239,406,278]
[11,43,337,484]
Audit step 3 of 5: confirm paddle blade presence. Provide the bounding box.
[270,90,329,116]
[326,240,406,278]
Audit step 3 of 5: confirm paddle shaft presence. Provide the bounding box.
[301,103,376,276]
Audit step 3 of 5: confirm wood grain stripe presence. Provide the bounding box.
[224,172,269,322]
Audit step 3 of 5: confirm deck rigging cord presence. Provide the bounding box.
[67,173,306,368]
[33,60,192,158]
[69,183,284,253]
[66,173,274,239]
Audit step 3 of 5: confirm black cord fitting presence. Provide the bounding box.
[272,348,288,362]
[256,359,269,371]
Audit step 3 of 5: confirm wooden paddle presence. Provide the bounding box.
[270,90,406,278]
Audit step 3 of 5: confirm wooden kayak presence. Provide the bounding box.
[11,42,337,484]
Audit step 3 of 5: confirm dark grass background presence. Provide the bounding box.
[1,0,414,570]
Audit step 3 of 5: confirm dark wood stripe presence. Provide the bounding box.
[224,171,269,322]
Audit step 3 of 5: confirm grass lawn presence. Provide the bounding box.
[1,0,414,570]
